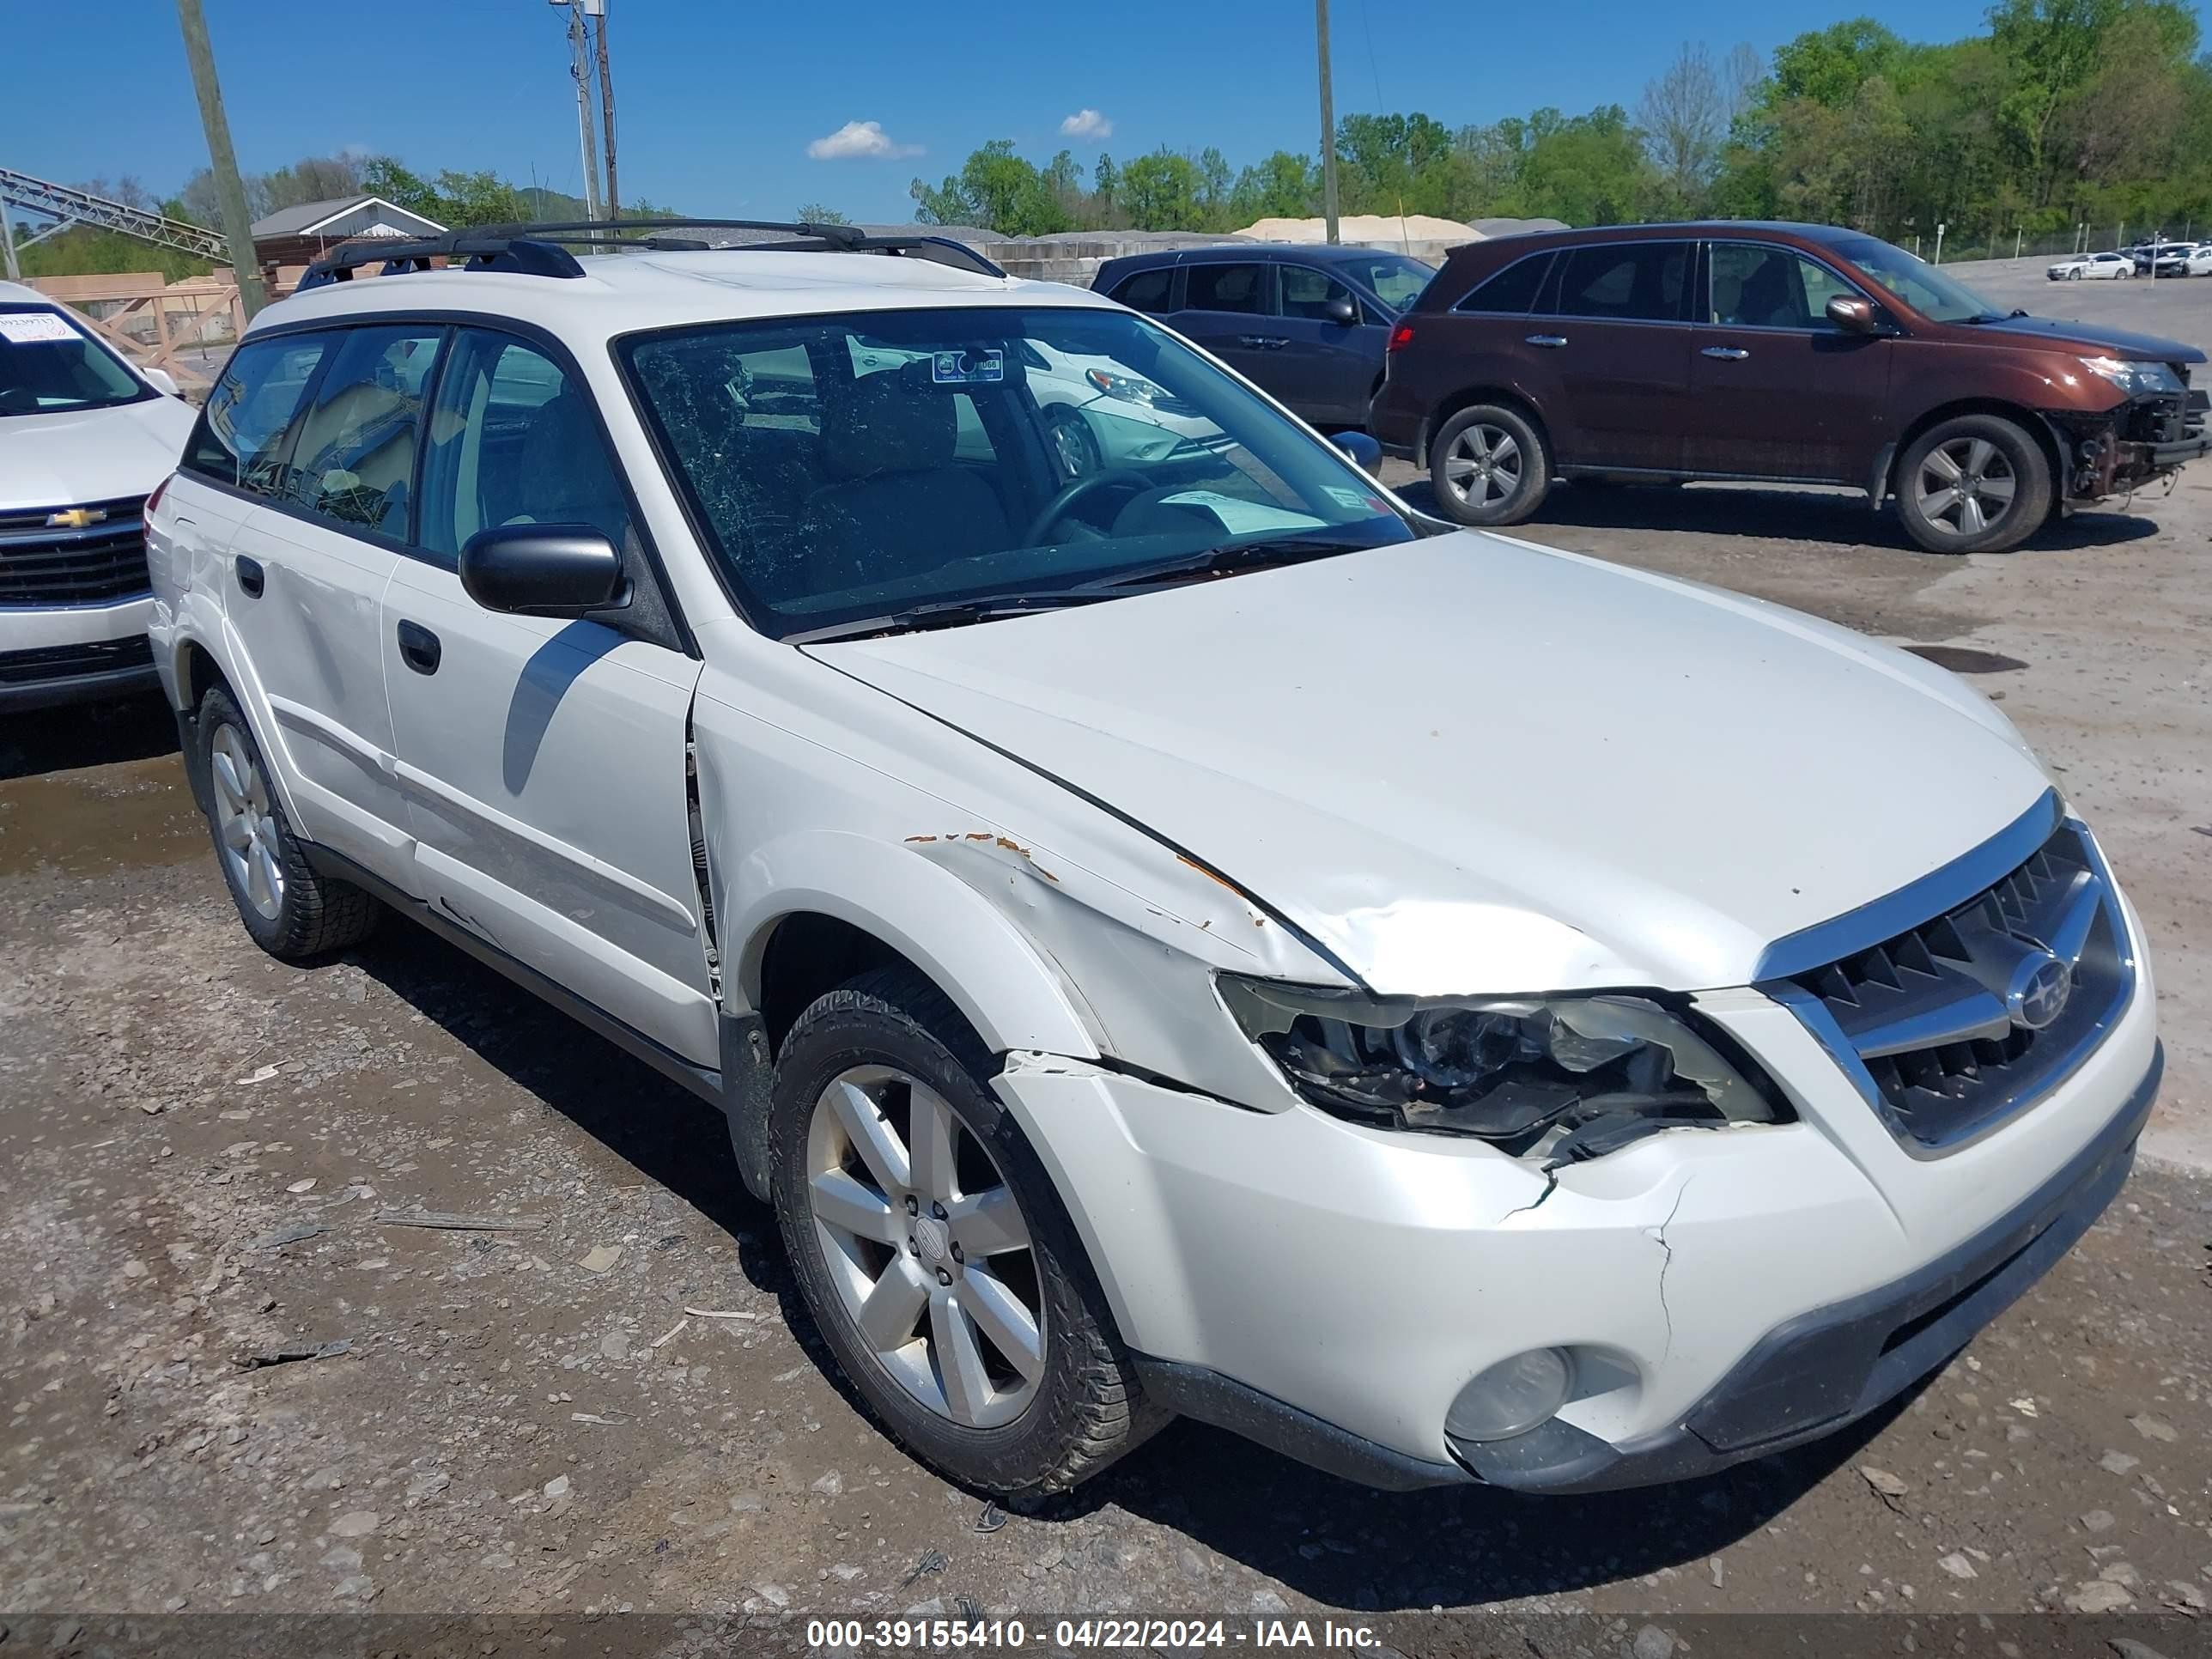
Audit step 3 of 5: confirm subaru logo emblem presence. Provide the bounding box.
[2006,951,2072,1031]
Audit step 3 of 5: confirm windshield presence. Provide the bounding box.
[0,306,153,416]
[622,304,1415,636]
[1826,235,2004,323]
[1340,253,1435,311]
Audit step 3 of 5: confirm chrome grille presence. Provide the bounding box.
[0,496,151,605]
[1765,819,2133,1154]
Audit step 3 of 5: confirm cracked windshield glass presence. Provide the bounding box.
[623,304,1415,635]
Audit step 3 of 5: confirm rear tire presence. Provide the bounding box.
[1429,404,1550,526]
[1895,415,2051,555]
[770,965,1158,1503]
[197,685,380,959]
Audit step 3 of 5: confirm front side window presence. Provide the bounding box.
[279,326,441,538]
[1553,242,1691,322]
[1335,252,1434,312]
[183,335,331,494]
[1183,264,1267,314]
[621,305,1415,637]
[1826,234,2005,324]
[1708,245,1862,330]
[1279,267,1358,322]
[416,330,634,568]
[0,306,153,416]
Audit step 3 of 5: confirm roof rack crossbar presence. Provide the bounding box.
[300,218,1006,286]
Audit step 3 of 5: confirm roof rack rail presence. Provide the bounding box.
[300,218,1006,289]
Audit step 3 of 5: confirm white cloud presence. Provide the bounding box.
[806,120,921,161]
[1060,108,1115,141]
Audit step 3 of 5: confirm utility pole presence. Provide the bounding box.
[593,0,618,219]
[560,0,603,220]
[174,0,266,317]
[1316,0,1340,245]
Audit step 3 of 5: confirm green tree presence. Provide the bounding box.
[1229,151,1318,222]
[1118,150,1204,229]
[908,140,1069,234]
[797,203,852,225]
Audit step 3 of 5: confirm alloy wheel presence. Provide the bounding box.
[1442,422,1523,509]
[805,1065,1045,1429]
[1914,436,2018,541]
[210,723,284,921]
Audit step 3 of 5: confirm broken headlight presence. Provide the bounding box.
[1218,976,1789,1164]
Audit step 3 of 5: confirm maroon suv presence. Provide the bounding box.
[1370,221,2211,553]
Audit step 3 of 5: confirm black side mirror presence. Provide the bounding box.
[459,526,628,617]
[1324,295,1360,325]
[1331,430,1383,470]
[1826,295,1880,334]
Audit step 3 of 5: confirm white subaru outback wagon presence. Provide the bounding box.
[146,220,2160,1503]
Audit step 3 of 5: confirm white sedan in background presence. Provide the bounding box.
[2047,252,2136,280]
[1,283,197,711]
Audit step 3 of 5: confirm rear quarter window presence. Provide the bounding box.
[1111,268,1174,313]
[1452,252,1554,315]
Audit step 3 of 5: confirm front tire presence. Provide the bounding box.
[1429,403,1550,526]
[197,685,380,958]
[771,966,1156,1502]
[1895,415,2052,554]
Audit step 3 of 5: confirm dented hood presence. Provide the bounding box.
[809,532,2051,994]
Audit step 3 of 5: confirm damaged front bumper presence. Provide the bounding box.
[2051,388,2211,500]
[988,959,2160,1493]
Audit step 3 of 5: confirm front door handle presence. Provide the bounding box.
[234,555,264,598]
[1238,335,1291,349]
[1524,333,1568,348]
[396,619,441,676]
[1701,345,1751,360]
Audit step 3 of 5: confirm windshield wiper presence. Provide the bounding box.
[1082,537,1375,592]
[787,590,1117,643]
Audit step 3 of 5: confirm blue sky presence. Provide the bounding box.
[11,0,2171,226]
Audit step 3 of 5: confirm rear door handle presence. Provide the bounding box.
[1524,333,1568,348]
[234,555,264,598]
[396,619,441,676]
[1238,335,1291,349]
[1701,345,1751,360]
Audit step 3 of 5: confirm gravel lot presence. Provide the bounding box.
[3,262,2209,1653]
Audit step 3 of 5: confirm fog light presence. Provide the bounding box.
[1446,1348,1573,1442]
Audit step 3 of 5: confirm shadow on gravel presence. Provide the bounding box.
[1395,477,2166,556]
[0,690,177,781]
[1085,1389,1916,1609]
[330,904,1914,1611]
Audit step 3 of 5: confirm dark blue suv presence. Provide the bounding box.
[1092,244,1434,428]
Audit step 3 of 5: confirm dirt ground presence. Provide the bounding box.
[3,263,2210,1653]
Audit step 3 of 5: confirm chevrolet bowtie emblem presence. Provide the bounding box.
[46,507,107,529]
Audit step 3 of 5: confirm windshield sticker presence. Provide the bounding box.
[0,313,82,345]
[932,349,1004,386]
[1159,490,1328,535]
[1323,485,1376,511]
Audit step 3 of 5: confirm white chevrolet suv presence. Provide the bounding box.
[2,282,197,711]
[146,221,2160,1503]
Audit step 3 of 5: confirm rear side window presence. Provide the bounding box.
[279,326,442,538]
[183,335,332,495]
[1184,264,1267,314]
[417,329,634,568]
[1112,268,1173,313]
[1453,252,1553,315]
[1553,242,1691,322]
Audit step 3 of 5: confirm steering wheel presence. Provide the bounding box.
[1024,466,1155,545]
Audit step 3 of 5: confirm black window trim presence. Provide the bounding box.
[184,310,698,659]
[1540,238,1699,326]
[1699,238,1887,335]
